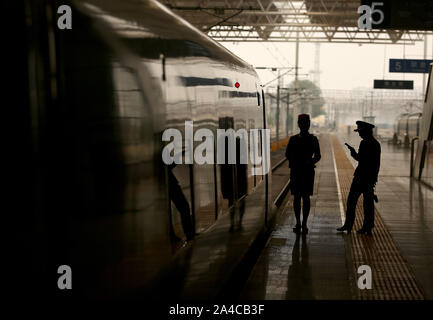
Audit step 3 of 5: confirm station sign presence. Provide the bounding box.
[389,59,433,73]
[374,80,413,90]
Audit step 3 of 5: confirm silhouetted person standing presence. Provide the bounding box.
[285,114,321,234]
[337,121,381,235]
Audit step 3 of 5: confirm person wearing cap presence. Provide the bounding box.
[337,120,381,235]
[285,114,321,234]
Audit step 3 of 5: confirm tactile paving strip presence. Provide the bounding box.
[332,136,424,300]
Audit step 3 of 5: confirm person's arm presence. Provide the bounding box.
[312,136,321,164]
[351,148,359,161]
[285,137,292,161]
[285,137,295,167]
[372,143,381,184]
[345,142,360,161]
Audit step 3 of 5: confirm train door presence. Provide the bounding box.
[416,65,433,187]
[219,117,236,212]
[420,113,433,186]
[163,56,195,242]
[262,89,271,225]
[250,87,263,190]
[249,118,258,189]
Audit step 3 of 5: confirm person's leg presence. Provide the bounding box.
[343,180,362,231]
[362,186,375,233]
[170,183,194,240]
[293,194,301,228]
[238,198,246,228]
[229,198,235,231]
[301,195,310,227]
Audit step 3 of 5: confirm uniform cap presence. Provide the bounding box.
[354,120,375,132]
[298,114,310,121]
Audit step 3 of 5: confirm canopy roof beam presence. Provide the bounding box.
[161,0,432,44]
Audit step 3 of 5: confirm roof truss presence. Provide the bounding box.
[161,0,430,44]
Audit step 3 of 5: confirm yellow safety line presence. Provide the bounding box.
[331,138,346,225]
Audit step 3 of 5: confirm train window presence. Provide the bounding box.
[122,38,213,59]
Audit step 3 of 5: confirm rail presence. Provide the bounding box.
[271,157,287,172]
[271,156,290,208]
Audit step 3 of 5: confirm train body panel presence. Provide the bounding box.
[394,112,422,146]
[24,0,268,297]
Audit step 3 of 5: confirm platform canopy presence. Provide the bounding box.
[160,0,430,44]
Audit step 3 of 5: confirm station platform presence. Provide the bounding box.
[140,131,432,301]
[241,132,433,300]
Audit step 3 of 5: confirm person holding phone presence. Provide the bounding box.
[337,121,381,235]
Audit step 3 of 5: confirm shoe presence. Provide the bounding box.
[302,226,308,234]
[293,225,301,234]
[356,228,368,234]
[336,226,351,233]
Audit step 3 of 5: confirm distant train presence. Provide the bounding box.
[16,0,272,298]
[393,113,422,146]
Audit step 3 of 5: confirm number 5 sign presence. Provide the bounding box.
[358,2,385,30]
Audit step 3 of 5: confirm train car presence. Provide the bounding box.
[408,113,423,140]
[394,113,409,145]
[16,0,270,298]
[393,113,407,144]
[393,113,422,146]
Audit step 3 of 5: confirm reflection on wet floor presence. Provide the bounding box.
[286,233,313,299]
[377,178,433,299]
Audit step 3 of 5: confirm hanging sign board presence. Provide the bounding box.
[389,59,433,73]
[374,80,413,89]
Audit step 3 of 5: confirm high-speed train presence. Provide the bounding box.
[14,0,271,298]
[393,113,423,146]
